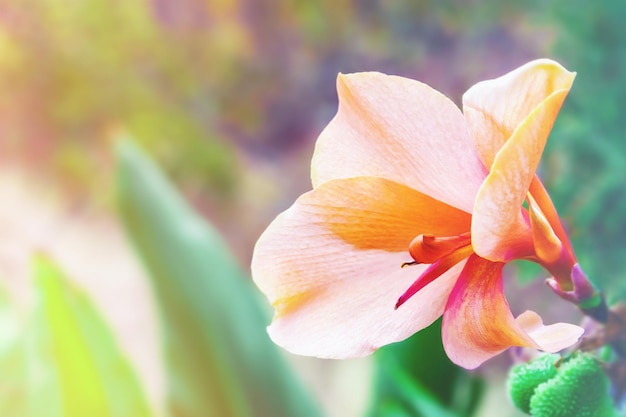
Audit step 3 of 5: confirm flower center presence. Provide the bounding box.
[395,232,473,309]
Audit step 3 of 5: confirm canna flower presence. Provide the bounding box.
[251,59,586,369]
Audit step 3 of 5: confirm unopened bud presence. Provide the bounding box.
[546,264,608,323]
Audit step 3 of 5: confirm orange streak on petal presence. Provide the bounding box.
[272,287,326,318]
[300,177,471,252]
[472,89,571,262]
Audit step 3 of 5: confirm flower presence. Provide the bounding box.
[251,59,585,369]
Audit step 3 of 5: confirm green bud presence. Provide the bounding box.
[508,354,560,413]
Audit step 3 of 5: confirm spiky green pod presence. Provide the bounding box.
[529,353,615,417]
[508,353,616,417]
[508,354,560,413]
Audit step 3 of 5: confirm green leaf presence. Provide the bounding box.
[29,254,153,417]
[115,138,322,417]
[367,318,483,417]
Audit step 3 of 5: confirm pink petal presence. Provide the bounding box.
[311,72,487,213]
[251,180,467,358]
[463,59,575,168]
[442,255,583,369]
[267,254,464,358]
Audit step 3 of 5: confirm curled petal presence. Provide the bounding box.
[515,310,584,354]
[442,255,583,369]
[529,176,576,262]
[311,72,487,212]
[471,88,571,261]
[528,192,563,264]
[252,193,466,358]
[463,59,575,168]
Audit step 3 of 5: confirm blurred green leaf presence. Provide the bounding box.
[510,260,544,285]
[367,352,460,417]
[367,318,483,417]
[0,285,27,416]
[29,254,153,417]
[116,138,322,417]
[532,0,626,301]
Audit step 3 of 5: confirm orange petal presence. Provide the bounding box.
[295,177,471,252]
[529,175,575,261]
[528,192,563,264]
[252,193,466,358]
[471,87,572,261]
[442,255,583,369]
[311,72,487,213]
[463,59,575,168]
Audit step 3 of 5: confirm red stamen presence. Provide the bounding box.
[396,244,473,309]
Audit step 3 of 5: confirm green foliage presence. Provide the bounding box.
[366,318,483,417]
[115,138,322,417]
[508,353,616,417]
[527,0,626,301]
[0,0,239,198]
[29,254,153,417]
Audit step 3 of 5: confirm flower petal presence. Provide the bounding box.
[528,192,563,265]
[442,255,583,369]
[251,185,467,358]
[529,176,575,262]
[296,177,471,252]
[463,59,575,168]
[311,72,487,212]
[266,253,464,358]
[515,310,584,354]
[471,88,571,261]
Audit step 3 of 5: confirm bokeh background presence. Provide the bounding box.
[1,1,625,416]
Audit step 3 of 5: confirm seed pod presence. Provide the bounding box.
[529,353,615,417]
[508,354,559,413]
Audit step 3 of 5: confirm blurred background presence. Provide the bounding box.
[1,1,625,416]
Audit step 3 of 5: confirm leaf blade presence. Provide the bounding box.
[115,138,322,417]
